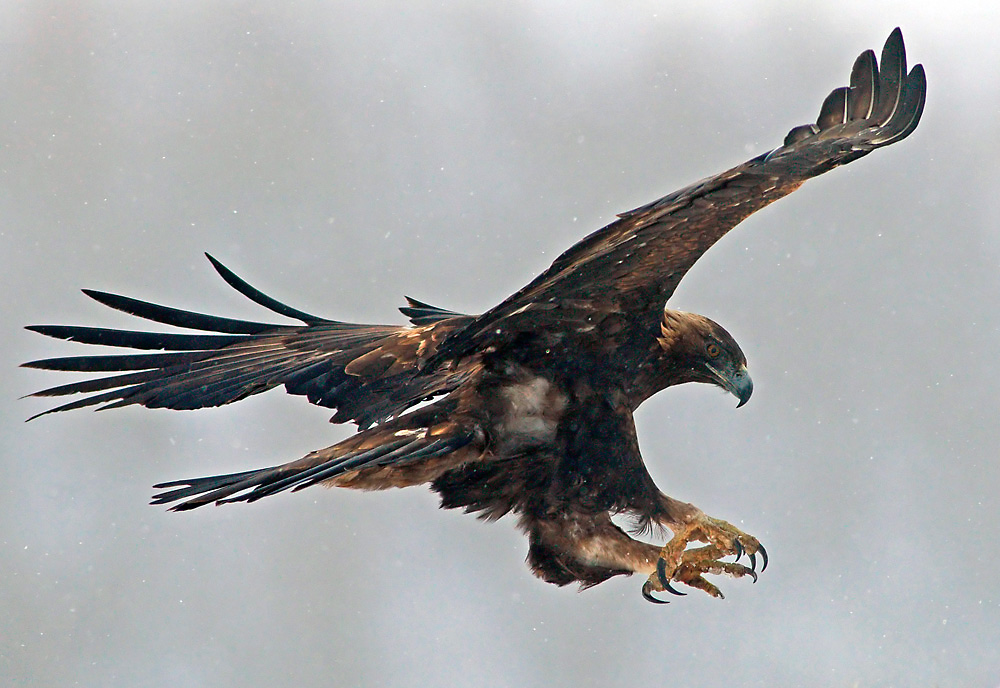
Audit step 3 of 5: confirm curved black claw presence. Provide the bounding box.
[665,580,687,596]
[733,540,744,563]
[749,552,757,573]
[641,580,670,604]
[655,558,687,596]
[747,567,758,584]
[758,543,769,572]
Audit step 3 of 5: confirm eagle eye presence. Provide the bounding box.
[706,342,721,358]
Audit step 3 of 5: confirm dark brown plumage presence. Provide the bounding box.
[23,30,925,602]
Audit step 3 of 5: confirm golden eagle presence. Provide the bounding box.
[23,30,924,602]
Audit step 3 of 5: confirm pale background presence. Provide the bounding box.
[2,2,998,686]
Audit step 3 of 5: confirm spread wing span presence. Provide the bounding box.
[22,30,925,603]
[427,28,925,368]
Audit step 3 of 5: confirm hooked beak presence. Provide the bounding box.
[706,362,753,408]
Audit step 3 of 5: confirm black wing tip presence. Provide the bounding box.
[847,50,877,120]
[816,86,849,130]
[203,252,233,282]
[403,295,430,309]
[21,385,97,420]
[399,296,465,325]
[24,407,56,422]
[852,28,925,136]
[900,63,926,134]
[775,28,925,159]
[23,396,122,421]
[24,324,62,338]
[202,253,329,324]
[856,47,877,66]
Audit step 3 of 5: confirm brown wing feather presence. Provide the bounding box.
[23,254,474,428]
[428,29,925,367]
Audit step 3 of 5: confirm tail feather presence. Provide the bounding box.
[151,404,476,510]
[150,468,273,506]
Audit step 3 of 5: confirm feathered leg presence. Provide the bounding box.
[522,511,663,589]
[519,503,765,603]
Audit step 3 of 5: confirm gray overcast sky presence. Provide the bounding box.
[3,2,999,686]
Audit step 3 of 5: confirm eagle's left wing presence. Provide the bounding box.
[23,254,474,428]
[429,29,925,367]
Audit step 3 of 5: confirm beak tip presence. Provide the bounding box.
[734,370,753,408]
[706,362,753,408]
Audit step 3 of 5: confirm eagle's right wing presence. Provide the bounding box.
[427,29,925,369]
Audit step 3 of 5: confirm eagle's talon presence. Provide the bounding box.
[715,561,757,583]
[654,557,687,595]
[656,557,669,587]
[641,580,670,604]
[665,580,687,596]
[758,544,769,572]
[643,515,767,601]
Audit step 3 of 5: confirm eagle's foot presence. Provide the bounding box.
[641,515,766,603]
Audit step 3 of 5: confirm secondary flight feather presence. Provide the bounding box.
[24,29,924,602]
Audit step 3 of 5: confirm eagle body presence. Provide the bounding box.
[24,30,925,602]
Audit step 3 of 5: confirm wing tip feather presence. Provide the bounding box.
[771,28,924,165]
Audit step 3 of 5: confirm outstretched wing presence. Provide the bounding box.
[23,254,474,428]
[428,29,925,367]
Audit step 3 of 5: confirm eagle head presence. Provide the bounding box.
[657,309,752,407]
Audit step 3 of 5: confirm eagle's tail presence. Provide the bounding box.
[150,398,480,511]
